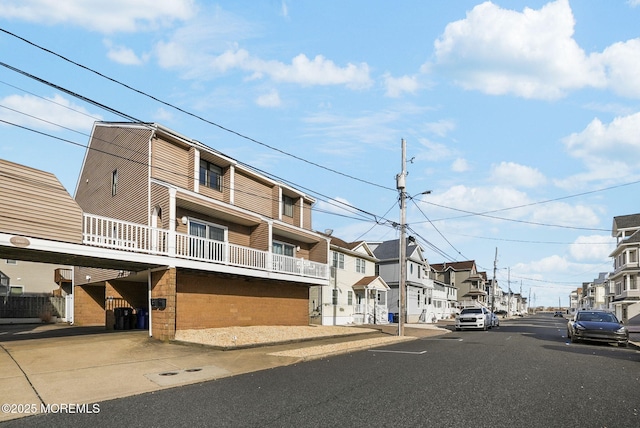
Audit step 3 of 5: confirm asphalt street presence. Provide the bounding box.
[3,314,639,428]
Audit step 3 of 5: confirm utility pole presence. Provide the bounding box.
[397,138,407,337]
[491,248,498,312]
[507,267,511,317]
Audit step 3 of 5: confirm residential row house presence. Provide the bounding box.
[370,239,457,323]
[607,213,640,323]
[70,122,331,340]
[431,261,488,309]
[309,235,389,326]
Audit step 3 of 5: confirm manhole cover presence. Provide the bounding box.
[185,368,202,373]
[159,372,179,376]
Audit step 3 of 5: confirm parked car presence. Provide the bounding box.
[553,311,564,318]
[455,307,491,331]
[567,310,628,347]
[490,312,500,328]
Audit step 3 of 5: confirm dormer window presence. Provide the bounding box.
[200,159,222,191]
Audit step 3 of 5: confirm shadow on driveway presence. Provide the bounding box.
[0,323,122,342]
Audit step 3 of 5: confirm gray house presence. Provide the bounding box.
[370,239,435,323]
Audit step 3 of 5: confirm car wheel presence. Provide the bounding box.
[619,341,628,348]
[569,332,578,343]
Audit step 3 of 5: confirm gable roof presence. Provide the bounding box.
[612,213,640,235]
[372,239,424,262]
[352,275,390,291]
[321,234,377,260]
[431,260,476,272]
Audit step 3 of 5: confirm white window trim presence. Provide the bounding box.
[187,218,228,241]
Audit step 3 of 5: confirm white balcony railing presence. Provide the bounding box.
[82,213,328,280]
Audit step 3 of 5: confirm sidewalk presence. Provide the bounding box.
[0,323,445,422]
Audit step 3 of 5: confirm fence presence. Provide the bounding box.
[0,295,65,319]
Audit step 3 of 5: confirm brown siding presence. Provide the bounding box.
[150,183,171,229]
[197,154,227,203]
[75,124,151,224]
[175,208,252,247]
[234,170,273,217]
[250,222,269,252]
[175,270,309,330]
[151,137,190,189]
[309,239,329,264]
[0,159,83,243]
[303,200,313,230]
[74,266,123,286]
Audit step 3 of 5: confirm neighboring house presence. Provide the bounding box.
[71,122,330,339]
[370,239,435,323]
[569,288,580,312]
[431,260,488,309]
[609,213,640,323]
[309,235,389,325]
[0,259,72,296]
[0,158,82,322]
[580,273,607,310]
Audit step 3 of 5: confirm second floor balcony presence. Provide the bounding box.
[82,213,329,281]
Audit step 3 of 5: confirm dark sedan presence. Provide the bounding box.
[567,310,628,347]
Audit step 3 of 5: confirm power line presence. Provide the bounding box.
[422,200,611,231]
[0,28,395,192]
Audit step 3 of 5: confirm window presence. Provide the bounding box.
[199,159,222,191]
[283,195,294,217]
[355,258,366,274]
[332,289,338,305]
[5,260,17,264]
[347,291,353,305]
[273,241,295,257]
[188,220,227,260]
[332,252,345,269]
[111,169,118,196]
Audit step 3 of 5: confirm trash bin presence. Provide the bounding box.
[114,307,126,330]
[392,313,399,323]
[388,312,394,323]
[136,308,148,329]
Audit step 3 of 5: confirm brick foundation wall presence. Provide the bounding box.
[74,284,105,326]
[175,270,309,330]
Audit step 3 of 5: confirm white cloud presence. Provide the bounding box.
[628,0,640,7]
[451,158,469,172]
[424,119,455,138]
[260,54,372,89]
[596,38,640,99]
[0,93,100,130]
[429,184,600,230]
[529,202,600,228]
[431,0,605,99]
[0,0,196,33]
[490,162,546,188]
[256,90,282,108]
[383,73,420,98]
[104,40,147,65]
[562,113,640,168]
[569,235,615,262]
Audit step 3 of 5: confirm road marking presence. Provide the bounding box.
[505,336,512,340]
[368,349,427,355]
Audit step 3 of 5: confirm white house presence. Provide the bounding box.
[309,235,389,326]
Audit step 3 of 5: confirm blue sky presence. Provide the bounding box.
[1,0,640,308]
